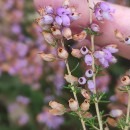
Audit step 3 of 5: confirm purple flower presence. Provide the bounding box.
[45,6,54,14]
[16,43,28,57]
[94,51,105,59]
[43,15,54,24]
[55,16,62,25]
[105,45,118,53]
[87,80,95,92]
[78,77,87,85]
[16,95,30,105]
[102,49,113,61]
[84,54,93,66]
[85,69,93,78]
[61,15,70,26]
[99,58,109,68]
[91,23,100,32]
[37,110,64,129]
[57,7,70,16]
[18,114,29,126]
[94,2,115,21]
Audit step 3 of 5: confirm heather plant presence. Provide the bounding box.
[35,0,130,130]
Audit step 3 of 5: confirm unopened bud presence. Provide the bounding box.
[110,109,123,117]
[43,15,54,24]
[73,31,87,42]
[121,75,130,85]
[45,6,54,14]
[81,89,90,99]
[114,29,124,41]
[91,23,100,32]
[49,109,65,116]
[80,99,90,111]
[107,117,117,127]
[105,44,118,53]
[49,101,65,111]
[68,98,78,111]
[62,27,72,40]
[64,74,78,85]
[71,49,83,58]
[37,7,45,16]
[39,53,56,62]
[42,31,56,46]
[51,27,61,38]
[58,47,69,59]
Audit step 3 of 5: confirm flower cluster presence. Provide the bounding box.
[36,0,81,44]
[78,44,118,92]
[94,2,115,21]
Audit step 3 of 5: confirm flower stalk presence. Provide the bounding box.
[88,0,103,130]
[61,39,86,130]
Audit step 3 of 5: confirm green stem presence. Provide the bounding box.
[61,40,86,130]
[88,0,103,130]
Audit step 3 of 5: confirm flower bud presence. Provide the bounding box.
[42,31,56,46]
[121,75,130,85]
[37,7,45,16]
[51,27,61,38]
[62,27,72,40]
[45,6,54,14]
[114,29,124,41]
[107,117,117,127]
[39,53,56,62]
[49,109,65,116]
[43,15,54,24]
[125,37,130,45]
[109,56,117,63]
[71,49,83,58]
[85,69,93,78]
[105,44,118,53]
[91,23,100,32]
[94,51,105,59]
[73,31,87,42]
[49,101,65,111]
[58,47,69,59]
[81,89,90,99]
[68,98,78,111]
[80,46,89,55]
[87,80,95,92]
[64,74,78,85]
[80,99,90,111]
[69,12,81,21]
[110,109,123,117]
[78,77,87,85]
[85,54,93,66]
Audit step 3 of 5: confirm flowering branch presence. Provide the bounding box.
[61,39,87,130]
[87,0,103,130]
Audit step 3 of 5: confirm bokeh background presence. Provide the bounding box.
[0,0,130,130]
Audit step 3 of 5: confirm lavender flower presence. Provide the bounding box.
[87,80,95,92]
[37,109,64,129]
[94,2,115,21]
[84,54,93,66]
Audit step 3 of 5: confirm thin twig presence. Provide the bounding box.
[88,0,103,130]
[61,39,86,130]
